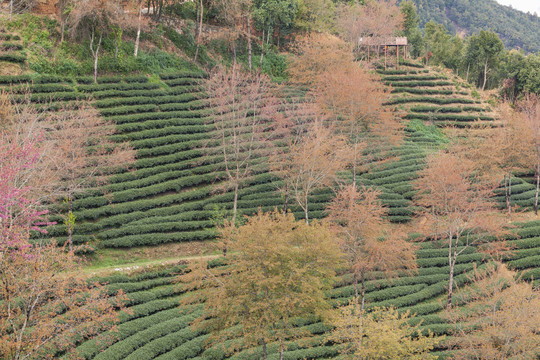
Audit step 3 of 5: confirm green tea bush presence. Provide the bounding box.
[385,81,452,87]
[0,53,26,63]
[101,229,216,247]
[391,88,454,95]
[386,96,475,105]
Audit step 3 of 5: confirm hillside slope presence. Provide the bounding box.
[400,0,540,53]
[0,59,504,251]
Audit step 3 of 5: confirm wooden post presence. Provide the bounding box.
[384,46,387,70]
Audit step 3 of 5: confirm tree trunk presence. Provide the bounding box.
[466,63,470,82]
[259,29,265,69]
[283,190,289,214]
[134,3,142,57]
[304,196,309,225]
[247,16,252,71]
[504,174,511,214]
[232,182,239,226]
[114,36,119,58]
[352,144,357,187]
[509,175,512,214]
[89,29,102,83]
[262,340,267,360]
[447,260,455,308]
[360,276,366,311]
[279,344,284,360]
[61,21,65,44]
[194,0,203,62]
[482,58,489,91]
[9,0,13,19]
[67,197,73,252]
[353,273,359,300]
[447,236,455,309]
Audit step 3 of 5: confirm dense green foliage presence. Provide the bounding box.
[399,0,540,53]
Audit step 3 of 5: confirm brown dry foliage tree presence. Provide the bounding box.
[446,263,540,359]
[67,0,124,82]
[327,184,417,310]
[414,149,510,308]
[0,242,129,360]
[0,96,129,360]
[269,97,317,213]
[46,105,134,251]
[178,211,342,360]
[1,95,135,240]
[288,121,350,224]
[315,62,403,185]
[0,93,60,207]
[469,103,535,214]
[336,0,404,54]
[287,33,353,87]
[329,303,442,360]
[518,93,540,214]
[205,66,279,231]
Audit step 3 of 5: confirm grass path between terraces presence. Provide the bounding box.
[80,253,221,277]
[81,241,220,276]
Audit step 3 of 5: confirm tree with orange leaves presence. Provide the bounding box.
[315,62,403,185]
[288,121,350,224]
[205,66,279,241]
[45,105,135,252]
[327,184,417,310]
[518,93,540,214]
[0,98,128,359]
[269,98,315,214]
[287,33,353,87]
[445,263,540,359]
[470,103,534,214]
[414,150,509,308]
[0,242,129,360]
[1,93,135,252]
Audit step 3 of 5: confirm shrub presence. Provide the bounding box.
[0,53,26,63]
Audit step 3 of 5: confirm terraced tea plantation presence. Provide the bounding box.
[1,62,455,249]
[382,61,497,128]
[62,220,539,359]
[3,58,539,359]
[0,30,26,68]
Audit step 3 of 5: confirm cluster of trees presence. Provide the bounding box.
[397,1,540,97]
[403,0,540,54]
[0,92,134,359]
[185,33,539,359]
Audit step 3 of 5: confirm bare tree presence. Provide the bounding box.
[518,94,540,214]
[67,0,124,82]
[414,149,510,308]
[288,121,350,224]
[204,66,279,235]
[45,105,134,251]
